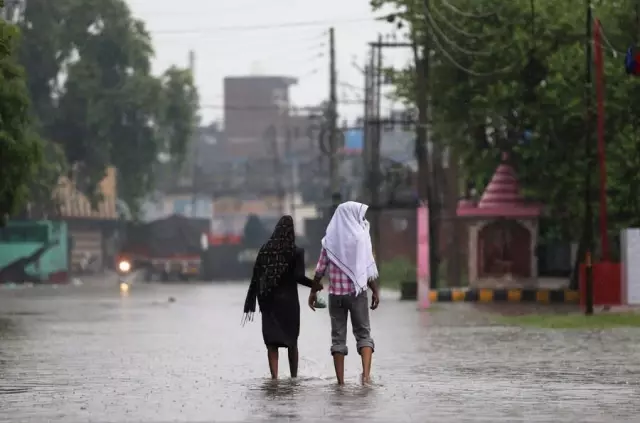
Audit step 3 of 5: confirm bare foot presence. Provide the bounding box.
[361,373,372,385]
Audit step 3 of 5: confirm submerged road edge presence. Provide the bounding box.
[400,283,579,304]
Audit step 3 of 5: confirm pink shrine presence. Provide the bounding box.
[457,153,542,288]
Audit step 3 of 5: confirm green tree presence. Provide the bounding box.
[17,0,198,214]
[160,66,200,165]
[0,2,42,224]
[373,0,640,244]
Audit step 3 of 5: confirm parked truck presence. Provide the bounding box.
[117,214,210,282]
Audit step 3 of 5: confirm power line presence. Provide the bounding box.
[298,67,322,79]
[438,0,498,19]
[162,30,327,49]
[223,44,326,69]
[339,81,364,91]
[429,2,524,56]
[193,44,327,67]
[132,0,299,17]
[387,1,524,77]
[425,7,491,56]
[200,100,363,110]
[148,17,380,35]
[428,20,515,76]
[591,16,624,56]
[429,2,487,38]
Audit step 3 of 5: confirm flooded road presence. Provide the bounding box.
[1,281,639,422]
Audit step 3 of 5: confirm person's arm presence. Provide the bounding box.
[367,262,379,292]
[311,248,328,293]
[367,279,379,293]
[367,262,380,310]
[307,248,327,311]
[368,278,380,310]
[293,248,314,288]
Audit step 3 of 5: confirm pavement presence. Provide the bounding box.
[1,279,640,422]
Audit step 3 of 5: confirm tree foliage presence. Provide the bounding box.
[17,0,199,216]
[0,2,42,224]
[372,0,640,244]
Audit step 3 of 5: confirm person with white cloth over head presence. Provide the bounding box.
[308,201,380,385]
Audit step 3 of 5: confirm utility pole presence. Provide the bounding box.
[290,151,298,226]
[328,27,341,209]
[270,125,285,216]
[415,0,440,289]
[370,35,383,258]
[189,49,198,217]
[365,37,420,261]
[583,0,594,315]
[285,124,295,222]
[362,55,373,204]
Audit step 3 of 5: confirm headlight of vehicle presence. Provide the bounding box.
[118,260,131,273]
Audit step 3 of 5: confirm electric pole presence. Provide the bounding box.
[271,125,285,216]
[328,27,341,209]
[365,37,422,261]
[583,0,594,315]
[189,49,198,217]
[362,54,373,204]
[290,149,298,226]
[285,124,295,221]
[371,35,383,258]
[415,0,440,289]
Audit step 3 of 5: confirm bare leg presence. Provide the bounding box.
[329,295,348,385]
[333,353,346,385]
[360,346,373,384]
[267,347,279,379]
[287,345,298,378]
[351,293,375,385]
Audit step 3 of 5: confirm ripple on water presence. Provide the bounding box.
[1,283,640,422]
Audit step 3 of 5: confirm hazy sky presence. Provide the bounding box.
[126,0,412,125]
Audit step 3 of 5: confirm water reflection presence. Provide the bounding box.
[0,318,12,373]
[250,378,303,421]
[1,283,640,422]
[257,378,300,399]
[248,376,378,421]
[0,317,15,337]
[0,317,21,395]
[327,383,376,408]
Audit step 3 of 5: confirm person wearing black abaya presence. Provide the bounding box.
[242,215,316,379]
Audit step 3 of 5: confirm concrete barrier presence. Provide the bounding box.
[400,282,579,304]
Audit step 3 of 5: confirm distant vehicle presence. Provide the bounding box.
[117,214,210,282]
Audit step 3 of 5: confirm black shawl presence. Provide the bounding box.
[242,215,295,324]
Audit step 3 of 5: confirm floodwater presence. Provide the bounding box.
[1,280,639,422]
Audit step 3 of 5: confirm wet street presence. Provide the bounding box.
[1,280,639,422]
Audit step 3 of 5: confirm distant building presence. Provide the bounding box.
[139,124,222,223]
[56,166,118,219]
[141,75,332,232]
[223,75,297,157]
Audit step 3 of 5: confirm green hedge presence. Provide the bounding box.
[378,258,416,290]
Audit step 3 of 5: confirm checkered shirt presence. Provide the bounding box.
[314,247,356,296]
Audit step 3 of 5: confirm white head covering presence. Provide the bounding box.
[321,201,379,295]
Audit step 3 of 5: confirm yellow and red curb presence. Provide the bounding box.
[400,284,579,304]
